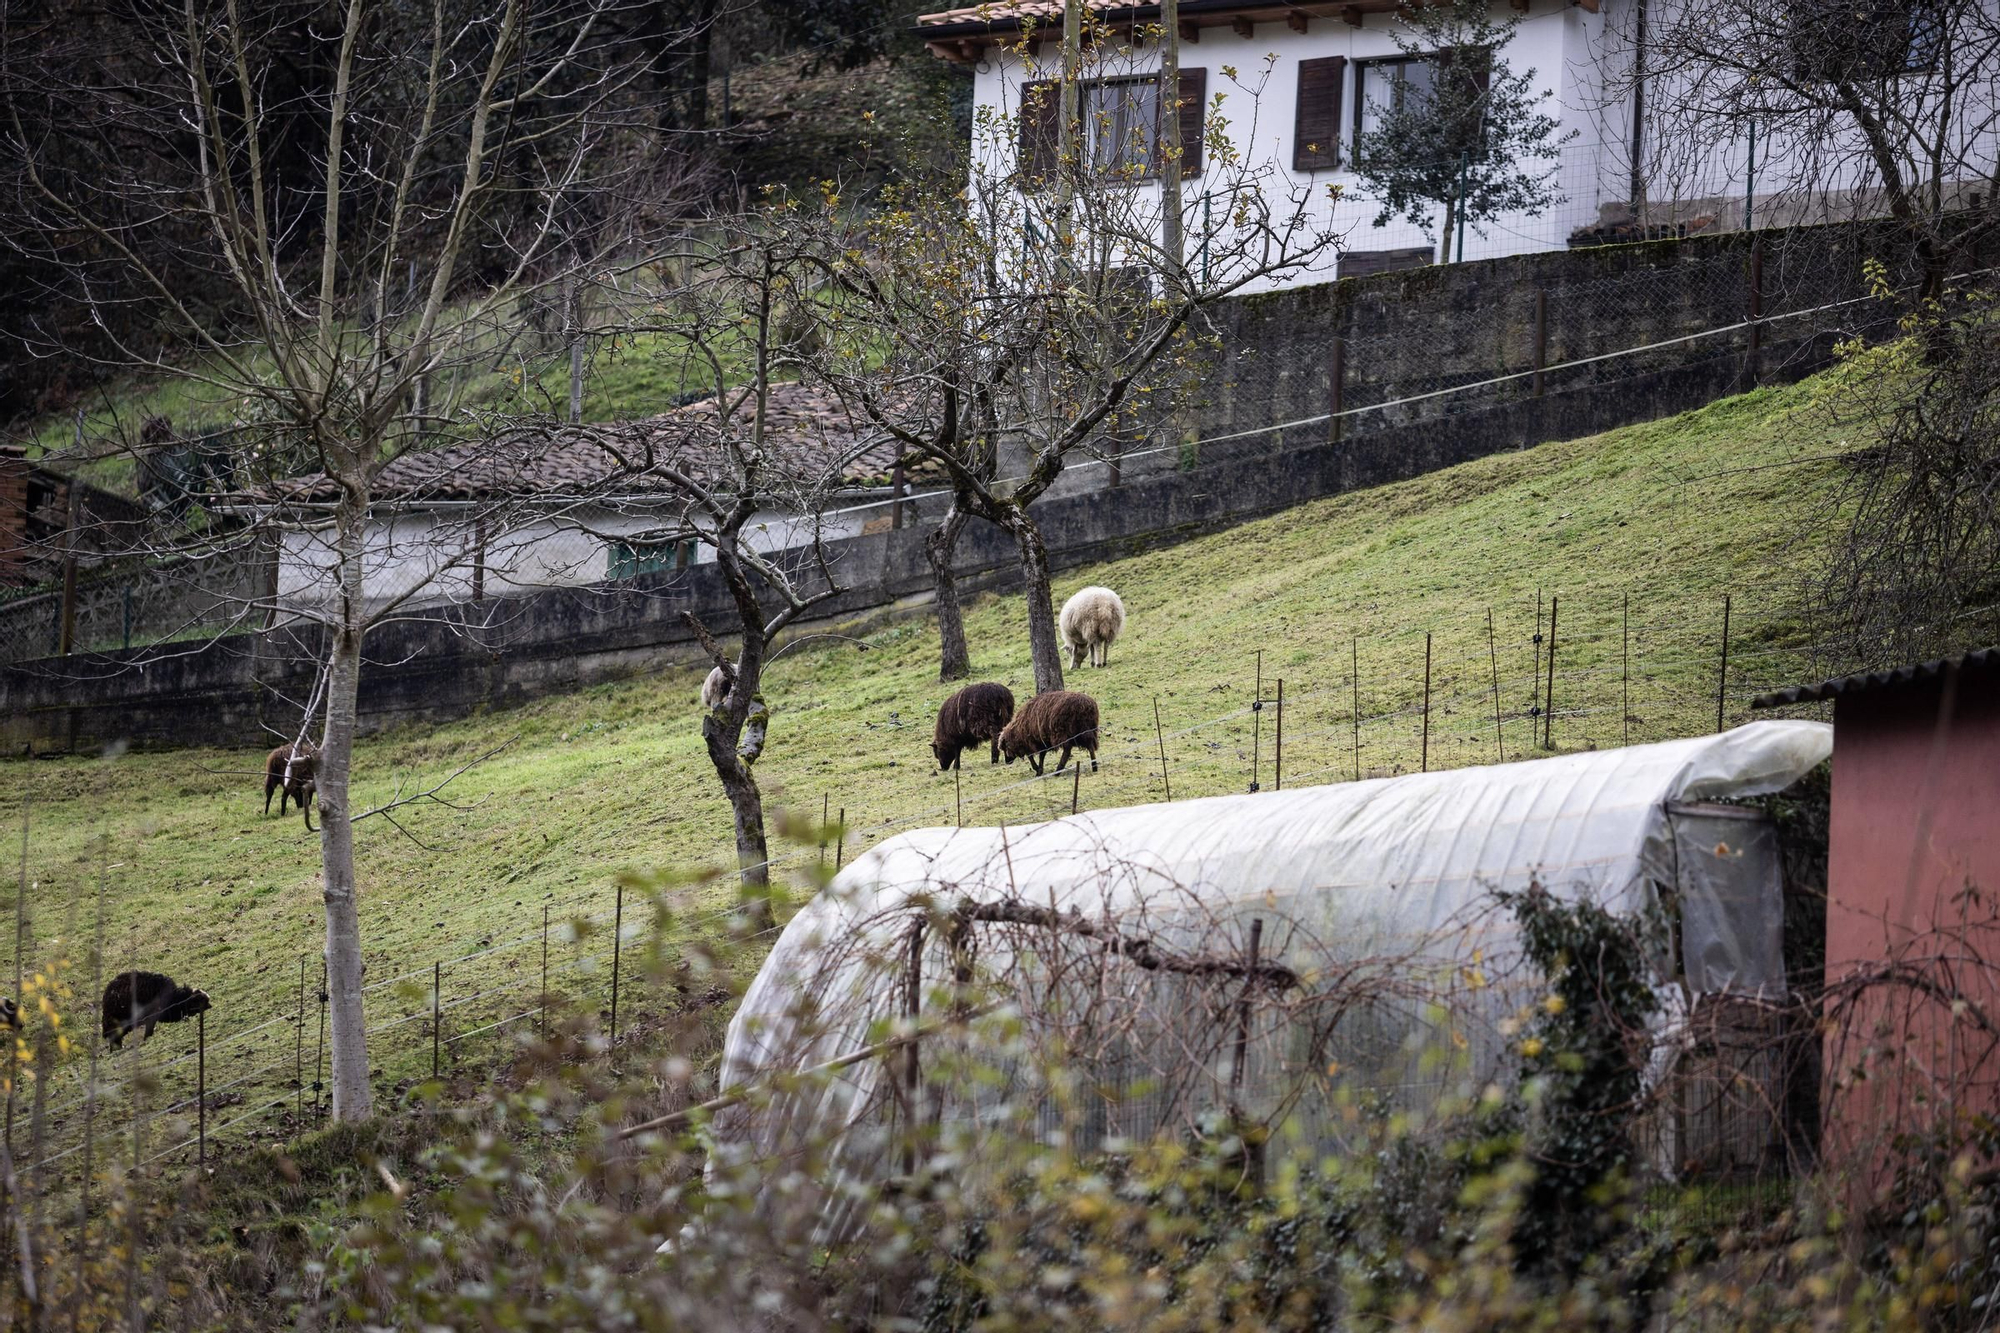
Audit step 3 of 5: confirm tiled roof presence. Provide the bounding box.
[918,1,1073,26]
[229,381,925,508]
[916,0,1408,35]
[1750,647,2000,709]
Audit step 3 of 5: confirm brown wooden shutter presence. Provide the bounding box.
[1019,79,1060,178]
[1177,67,1207,177]
[1292,56,1346,171]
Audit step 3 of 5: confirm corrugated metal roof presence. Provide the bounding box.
[1749,647,2000,709]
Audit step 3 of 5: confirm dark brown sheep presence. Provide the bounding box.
[997,690,1099,776]
[932,682,1016,771]
[265,742,319,826]
[101,971,210,1049]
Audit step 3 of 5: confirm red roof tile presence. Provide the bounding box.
[230,381,925,508]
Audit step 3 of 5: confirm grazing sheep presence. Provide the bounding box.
[932,682,1016,771]
[101,971,211,1049]
[0,996,17,1031]
[264,742,318,823]
[701,665,731,709]
[998,689,1100,776]
[1060,586,1126,670]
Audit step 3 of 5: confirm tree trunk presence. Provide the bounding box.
[317,485,373,1122]
[928,503,973,682]
[702,714,773,926]
[1010,513,1065,695]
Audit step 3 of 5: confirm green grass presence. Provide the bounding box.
[0,364,1853,1171]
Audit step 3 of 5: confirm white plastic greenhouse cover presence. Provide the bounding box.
[715,720,1831,1210]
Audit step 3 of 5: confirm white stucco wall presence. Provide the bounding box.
[961,0,1997,284]
[273,496,882,615]
[968,0,1613,290]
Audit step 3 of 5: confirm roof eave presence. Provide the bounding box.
[1750,646,2000,709]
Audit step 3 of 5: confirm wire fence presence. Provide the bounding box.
[1,216,1944,669]
[8,570,1977,1188]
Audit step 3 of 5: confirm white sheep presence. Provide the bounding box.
[1059,586,1127,670]
[700,665,729,709]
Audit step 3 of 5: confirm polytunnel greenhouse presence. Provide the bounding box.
[712,720,1832,1237]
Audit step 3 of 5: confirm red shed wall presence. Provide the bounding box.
[1824,674,2000,1193]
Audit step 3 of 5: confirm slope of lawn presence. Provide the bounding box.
[0,361,1858,1170]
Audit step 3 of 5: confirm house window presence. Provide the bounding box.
[608,539,692,580]
[1353,52,1488,162]
[1354,56,1441,146]
[1084,78,1161,173]
[1791,0,1941,80]
[1018,70,1205,182]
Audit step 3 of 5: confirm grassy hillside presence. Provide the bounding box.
[0,364,1852,1170]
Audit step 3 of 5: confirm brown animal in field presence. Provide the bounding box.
[100,971,211,1049]
[932,682,1016,771]
[997,690,1099,776]
[265,741,319,827]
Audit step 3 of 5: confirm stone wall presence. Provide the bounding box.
[0,315,1843,755]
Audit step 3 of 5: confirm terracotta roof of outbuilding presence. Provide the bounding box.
[228,381,922,507]
[1750,647,2000,709]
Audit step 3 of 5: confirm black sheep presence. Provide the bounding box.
[932,682,1016,771]
[998,690,1100,776]
[264,741,319,827]
[101,971,211,1049]
[0,995,17,1031]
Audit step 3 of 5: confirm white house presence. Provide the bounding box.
[917,0,1994,289]
[229,382,924,619]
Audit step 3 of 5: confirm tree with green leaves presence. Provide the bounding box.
[1349,0,1575,260]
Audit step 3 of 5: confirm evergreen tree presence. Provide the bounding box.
[1349,0,1575,259]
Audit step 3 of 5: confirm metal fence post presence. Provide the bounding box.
[1623,592,1632,747]
[1543,596,1560,751]
[295,958,305,1128]
[1153,697,1172,801]
[540,905,550,1041]
[1274,679,1284,791]
[1350,637,1361,781]
[1250,649,1263,793]
[837,809,846,869]
[314,959,327,1124]
[432,961,441,1079]
[1486,609,1504,764]
[1716,594,1733,733]
[197,1009,206,1168]
[1421,632,1433,772]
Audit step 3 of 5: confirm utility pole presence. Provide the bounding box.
[1160,0,1185,277]
[1057,0,1083,237]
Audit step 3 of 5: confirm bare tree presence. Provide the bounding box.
[1599,0,2000,286]
[571,219,874,921]
[817,38,1343,692]
[0,0,670,1120]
